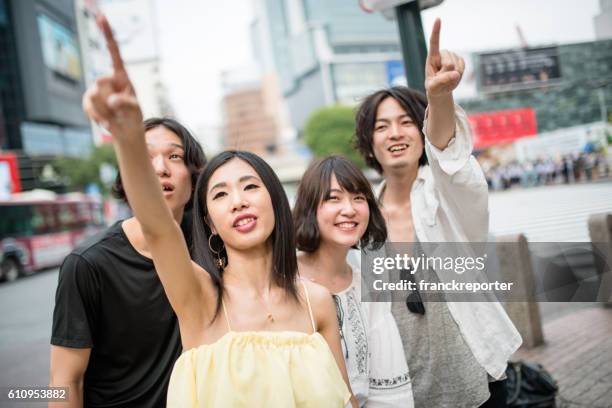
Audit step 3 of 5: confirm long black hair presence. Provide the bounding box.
[191,150,299,322]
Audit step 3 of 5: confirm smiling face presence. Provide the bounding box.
[205,158,275,252]
[372,96,424,173]
[316,173,370,249]
[145,126,192,219]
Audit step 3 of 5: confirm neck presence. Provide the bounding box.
[123,207,185,257]
[223,243,275,295]
[381,164,419,206]
[122,217,149,255]
[300,242,350,282]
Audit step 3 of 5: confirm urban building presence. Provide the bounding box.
[74,0,111,145]
[460,39,612,134]
[251,0,403,132]
[221,67,289,156]
[0,0,92,190]
[595,0,612,40]
[100,0,173,120]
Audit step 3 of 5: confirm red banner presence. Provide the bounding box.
[467,108,538,149]
[0,152,21,193]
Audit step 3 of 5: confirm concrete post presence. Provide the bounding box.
[588,213,612,306]
[496,234,544,348]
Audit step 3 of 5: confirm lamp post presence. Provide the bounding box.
[395,2,428,92]
[359,0,444,92]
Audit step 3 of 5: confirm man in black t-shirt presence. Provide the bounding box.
[49,118,206,408]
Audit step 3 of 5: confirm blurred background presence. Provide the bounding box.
[0,0,611,406]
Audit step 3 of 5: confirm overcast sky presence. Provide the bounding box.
[152,0,603,141]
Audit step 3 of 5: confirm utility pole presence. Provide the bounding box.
[395,2,428,93]
[360,0,443,92]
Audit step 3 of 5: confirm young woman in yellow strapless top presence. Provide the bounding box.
[83,14,357,408]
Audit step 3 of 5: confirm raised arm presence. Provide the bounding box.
[424,18,465,149]
[82,15,208,318]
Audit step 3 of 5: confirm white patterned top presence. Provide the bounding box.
[345,254,414,408]
[333,265,370,407]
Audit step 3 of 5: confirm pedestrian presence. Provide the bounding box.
[49,116,206,407]
[353,19,521,408]
[79,14,357,408]
[293,155,414,407]
[562,155,571,184]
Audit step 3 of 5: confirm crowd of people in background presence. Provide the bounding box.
[481,150,611,191]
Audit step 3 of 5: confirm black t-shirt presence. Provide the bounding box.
[51,220,182,408]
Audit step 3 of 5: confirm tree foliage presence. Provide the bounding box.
[52,144,118,194]
[304,105,364,167]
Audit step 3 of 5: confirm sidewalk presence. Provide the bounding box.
[512,306,612,408]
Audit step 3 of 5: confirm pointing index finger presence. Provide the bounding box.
[428,18,441,58]
[96,13,126,75]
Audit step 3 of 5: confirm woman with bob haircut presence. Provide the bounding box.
[83,14,357,408]
[294,155,414,407]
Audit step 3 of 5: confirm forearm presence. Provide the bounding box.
[113,134,176,237]
[48,379,83,408]
[426,93,456,150]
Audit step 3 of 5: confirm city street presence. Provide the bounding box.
[489,180,612,242]
[0,267,56,398]
[0,181,611,403]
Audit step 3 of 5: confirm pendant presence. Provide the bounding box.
[267,313,274,323]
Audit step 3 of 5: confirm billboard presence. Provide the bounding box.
[478,47,561,93]
[467,108,538,149]
[37,14,83,82]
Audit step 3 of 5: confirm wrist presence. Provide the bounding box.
[426,92,454,106]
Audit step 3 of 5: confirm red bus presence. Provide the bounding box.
[0,191,105,282]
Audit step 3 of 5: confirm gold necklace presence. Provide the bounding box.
[257,292,275,323]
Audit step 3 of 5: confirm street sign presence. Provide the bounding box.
[385,60,407,87]
[359,0,444,13]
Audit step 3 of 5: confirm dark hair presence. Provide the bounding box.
[354,86,428,174]
[191,150,299,322]
[112,117,207,210]
[293,155,387,253]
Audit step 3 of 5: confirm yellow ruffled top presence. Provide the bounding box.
[167,282,351,407]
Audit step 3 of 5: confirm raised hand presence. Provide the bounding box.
[82,14,143,139]
[424,19,465,100]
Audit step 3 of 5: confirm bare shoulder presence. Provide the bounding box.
[299,278,335,325]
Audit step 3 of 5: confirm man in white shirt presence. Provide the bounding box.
[353,19,521,408]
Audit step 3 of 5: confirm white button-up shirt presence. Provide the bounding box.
[374,105,522,380]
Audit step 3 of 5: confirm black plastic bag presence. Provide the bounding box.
[506,361,558,408]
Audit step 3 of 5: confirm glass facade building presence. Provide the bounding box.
[252,0,403,131]
[0,0,26,151]
[0,0,92,191]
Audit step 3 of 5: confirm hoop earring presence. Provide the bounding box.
[208,234,227,269]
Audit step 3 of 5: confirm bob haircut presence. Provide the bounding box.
[191,150,299,321]
[293,155,387,253]
[112,117,207,210]
[354,86,428,174]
